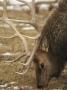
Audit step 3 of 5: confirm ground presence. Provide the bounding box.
[0,10,67,90]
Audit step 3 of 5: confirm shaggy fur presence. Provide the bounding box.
[34,0,67,88]
[39,0,67,63]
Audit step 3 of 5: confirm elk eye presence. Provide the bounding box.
[40,63,44,69]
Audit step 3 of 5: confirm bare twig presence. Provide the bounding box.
[21,40,39,66]
[3,0,7,18]
[22,33,40,40]
[0,17,39,31]
[36,0,58,5]
[4,18,29,54]
[0,34,17,39]
[5,52,26,63]
[16,64,30,75]
[18,0,31,8]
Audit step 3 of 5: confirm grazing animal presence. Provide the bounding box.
[34,0,67,88]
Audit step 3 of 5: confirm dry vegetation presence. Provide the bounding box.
[0,10,67,90]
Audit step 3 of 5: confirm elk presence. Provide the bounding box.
[33,0,67,88]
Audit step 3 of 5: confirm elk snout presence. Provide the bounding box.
[34,50,51,88]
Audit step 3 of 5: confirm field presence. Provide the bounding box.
[0,10,67,90]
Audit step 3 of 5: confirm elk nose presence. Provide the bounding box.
[37,84,44,89]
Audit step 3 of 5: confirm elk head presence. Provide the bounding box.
[34,49,51,88]
[34,49,64,88]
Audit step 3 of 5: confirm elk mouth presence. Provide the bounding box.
[37,79,48,89]
[35,63,49,88]
[37,84,45,89]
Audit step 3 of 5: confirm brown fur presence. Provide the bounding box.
[34,0,67,88]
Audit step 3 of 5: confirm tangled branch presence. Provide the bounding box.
[0,0,57,75]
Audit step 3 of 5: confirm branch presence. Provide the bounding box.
[36,0,58,5]
[4,18,29,54]
[0,34,17,39]
[4,52,26,63]
[0,0,41,75]
[21,40,39,66]
[18,0,36,25]
[22,33,40,40]
[31,0,36,23]
[3,0,7,18]
[17,0,31,8]
[16,64,30,75]
[0,18,39,31]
